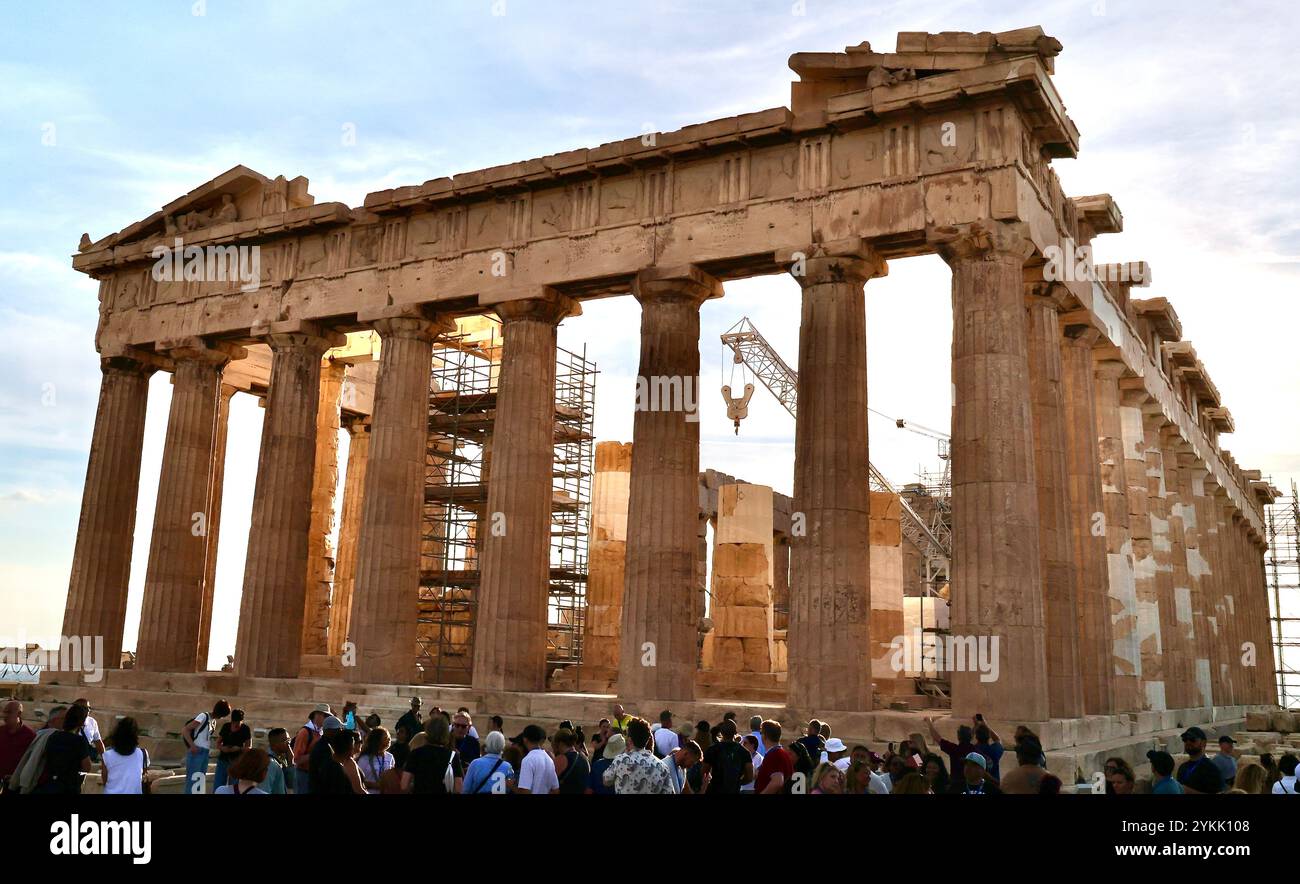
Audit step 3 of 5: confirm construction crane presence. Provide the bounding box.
[720,316,951,581]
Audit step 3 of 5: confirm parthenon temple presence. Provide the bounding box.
[45,26,1282,766]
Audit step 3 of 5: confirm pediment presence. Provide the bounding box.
[82,165,315,251]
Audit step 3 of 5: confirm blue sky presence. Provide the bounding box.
[2,0,1297,667]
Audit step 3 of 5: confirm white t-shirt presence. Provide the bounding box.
[518,748,559,794]
[190,712,213,750]
[102,747,145,795]
[358,751,395,794]
[1272,775,1297,794]
[654,726,680,758]
[869,770,892,794]
[82,716,102,745]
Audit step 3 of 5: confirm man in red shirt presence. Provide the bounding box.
[755,719,794,794]
[0,700,38,791]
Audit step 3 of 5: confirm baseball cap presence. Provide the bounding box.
[964,751,988,770]
[1218,735,1236,744]
[321,715,344,731]
[1180,726,1207,741]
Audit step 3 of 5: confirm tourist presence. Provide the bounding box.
[951,752,1000,795]
[972,718,1005,780]
[1176,727,1224,794]
[1000,738,1048,794]
[341,700,360,731]
[455,708,480,740]
[1146,750,1183,795]
[884,754,909,790]
[922,752,951,795]
[748,715,766,759]
[261,727,293,795]
[453,711,480,762]
[653,710,679,758]
[1038,774,1063,795]
[403,716,464,794]
[691,719,712,752]
[926,716,977,781]
[1259,753,1281,791]
[893,772,930,795]
[316,728,365,795]
[755,720,793,794]
[1105,758,1137,795]
[809,762,846,794]
[603,717,673,794]
[182,698,231,795]
[358,726,395,794]
[788,739,816,783]
[0,700,36,792]
[6,705,65,794]
[34,704,92,794]
[214,748,271,796]
[1014,725,1047,766]
[516,724,560,794]
[611,703,633,734]
[292,704,330,795]
[100,717,148,795]
[796,719,824,761]
[665,740,702,794]
[390,724,412,770]
[1271,754,1298,794]
[844,759,875,795]
[463,731,515,794]
[554,728,590,794]
[1212,735,1238,788]
[588,732,623,795]
[213,707,251,789]
[702,719,752,794]
[905,731,932,769]
[72,697,105,763]
[308,715,349,792]
[822,736,850,770]
[739,735,760,792]
[589,718,613,760]
[396,697,423,740]
[1232,761,1268,795]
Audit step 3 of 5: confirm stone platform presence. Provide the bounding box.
[9,669,1277,784]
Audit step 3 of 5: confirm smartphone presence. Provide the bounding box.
[912,753,923,767]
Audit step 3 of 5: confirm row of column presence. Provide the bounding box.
[64,224,1277,714]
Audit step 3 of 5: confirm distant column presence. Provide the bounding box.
[934,221,1047,722]
[1159,427,1195,709]
[301,359,346,658]
[136,342,232,672]
[62,354,157,670]
[472,291,578,692]
[236,325,342,678]
[328,416,370,658]
[347,312,452,685]
[618,266,720,702]
[196,383,237,671]
[584,441,633,678]
[1142,416,1182,710]
[1176,452,1214,708]
[1118,381,1164,711]
[786,241,883,714]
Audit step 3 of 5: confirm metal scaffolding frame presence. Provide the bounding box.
[1266,480,1300,709]
[414,322,596,684]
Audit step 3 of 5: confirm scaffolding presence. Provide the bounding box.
[1266,480,1300,709]
[414,321,596,684]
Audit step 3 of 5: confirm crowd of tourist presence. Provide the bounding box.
[1,695,1295,796]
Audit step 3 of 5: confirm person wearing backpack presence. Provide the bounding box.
[182,699,230,795]
[292,704,330,794]
[402,715,464,794]
[702,719,753,794]
[462,730,515,794]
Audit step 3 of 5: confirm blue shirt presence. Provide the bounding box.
[589,756,615,795]
[1152,775,1184,795]
[977,742,1004,780]
[259,757,288,794]
[462,753,514,794]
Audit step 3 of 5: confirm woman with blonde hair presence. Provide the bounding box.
[893,772,931,794]
[809,762,845,794]
[1232,762,1268,794]
[905,732,931,769]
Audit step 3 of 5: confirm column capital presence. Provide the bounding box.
[252,319,347,353]
[928,219,1035,265]
[779,236,887,288]
[342,413,371,435]
[359,304,457,341]
[159,337,245,367]
[632,264,723,305]
[493,289,581,325]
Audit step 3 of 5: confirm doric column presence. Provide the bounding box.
[1176,452,1214,708]
[1059,321,1114,714]
[1159,428,1194,709]
[62,354,157,669]
[1252,533,1279,705]
[1199,475,1227,703]
[472,291,579,692]
[1118,380,1164,710]
[346,312,452,685]
[1142,416,1181,710]
[136,342,233,672]
[196,383,237,671]
[1212,490,1238,703]
[1094,358,1141,711]
[301,359,346,658]
[618,266,720,702]
[783,241,883,714]
[584,441,633,677]
[1025,284,1083,718]
[933,221,1047,721]
[328,416,370,658]
[235,325,342,678]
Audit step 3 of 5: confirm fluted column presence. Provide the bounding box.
[235,326,340,678]
[62,355,157,669]
[1060,322,1114,714]
[1159,428,1194,709]
[782,242,882,713]
[1094,358,1141,712]
[196,383,237,671]
[1252,534,1279,705]
[1177,452,1214,708]
[328,416,370,658]
[1025,286,1083,718]
[136,343,232,672]
[347,313,452,685]
[302,359,346,658]
[1209,486,1236,703]
[472,292,578,692]
[1142,416,1181,710]
[934,221,1047,721]
[618,266,720,702]
[1119,382,1164,710]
